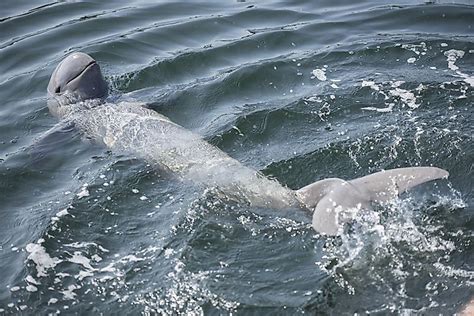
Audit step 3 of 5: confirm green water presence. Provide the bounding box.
[0,0,473,314]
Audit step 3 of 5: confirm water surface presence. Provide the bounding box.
[0,0,473,314]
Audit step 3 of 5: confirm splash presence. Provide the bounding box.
[317,186,468,310]
[133,258,240,314]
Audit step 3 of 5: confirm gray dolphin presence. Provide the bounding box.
[47,52,449,236]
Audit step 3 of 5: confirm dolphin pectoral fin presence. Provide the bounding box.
[349,167,449,202]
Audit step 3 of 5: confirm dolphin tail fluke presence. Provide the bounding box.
[295,167,449,236]
[295,178,347,209]
[296,178,366,236]
[349,167,449,202]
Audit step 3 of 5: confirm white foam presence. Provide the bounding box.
[434,262,474,279]
[361,80,380,91]
[389,87,418,108]
[164,248,175,259]
[312,68,327,81]
[51,207,71,225]
[361,80,419,109]
[77,270,94,281]
[401,42,427,56]
[120,254,145,263]
[57,209,69,217]
[69,252,95,270]
[100,262,118,274]
[25,275,40,285]
[445,49,464,71]
[305,96,323,102]
[444,49,474,87]
[25,242,61,277]
[77,185,90,198]
[462,76,474,87]
[361,104,394,113]
[64,241,109,253]
[91,254,103,262]
[62,284,80,300]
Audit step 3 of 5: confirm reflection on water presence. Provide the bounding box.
[0,0,473,314]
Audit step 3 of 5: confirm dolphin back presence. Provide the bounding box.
[69,101,300,209]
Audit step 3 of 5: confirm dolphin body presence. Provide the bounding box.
[47,52,449,235]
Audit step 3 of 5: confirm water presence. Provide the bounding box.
[0,0,473,314]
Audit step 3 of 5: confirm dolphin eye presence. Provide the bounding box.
[55,86,61,94]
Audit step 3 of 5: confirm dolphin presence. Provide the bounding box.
[47,52,449,235]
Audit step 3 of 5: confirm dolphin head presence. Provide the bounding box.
[47,52,108,116]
